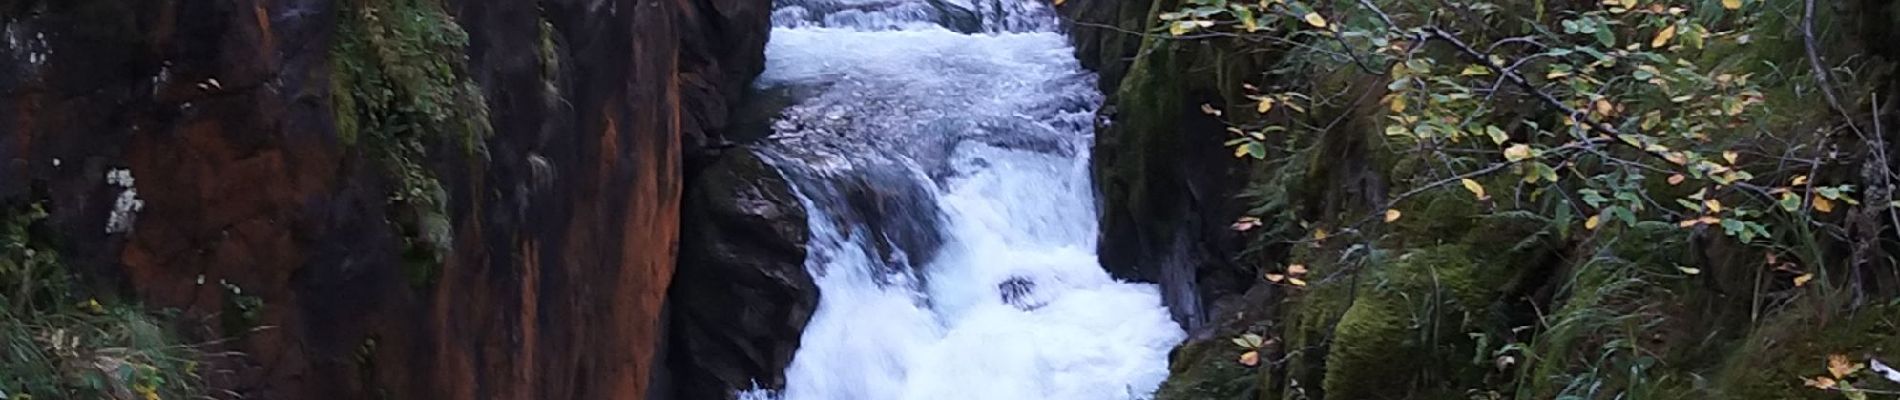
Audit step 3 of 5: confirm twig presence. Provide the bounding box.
[1801,0,1855,132]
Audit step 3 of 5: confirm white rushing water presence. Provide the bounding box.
[744,0,1186,399]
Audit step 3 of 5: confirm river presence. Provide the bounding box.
[740,0,1186,398]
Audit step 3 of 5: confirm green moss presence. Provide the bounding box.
[538,15,558,77]
[1713,302,1900,399]
[1321,296,1411,399]
[1320,245,1495,399]
[1513,222,1723,400]
[1389,188,1482,245]
[1096,0,1271,263]
[1097,34,1190,251]
[330,0,489,287]
[1154,335,1267,400]
[1255,238,1372,400]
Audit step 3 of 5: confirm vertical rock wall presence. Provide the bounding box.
[1059,0,1262,331]
[0,0,767,397]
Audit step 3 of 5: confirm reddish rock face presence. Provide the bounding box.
[0,0,766,398]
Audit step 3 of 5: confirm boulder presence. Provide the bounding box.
[670,148,818,399]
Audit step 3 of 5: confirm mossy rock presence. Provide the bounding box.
[1713,303,1900,399]
[1269,253,1353,400]
[330,0,491,287]
[1389,188,1481,246]
[1320,296,1412,399]
[1602,221,1695,268]
[1154,335,1267,400]
[1320,245,1496,399]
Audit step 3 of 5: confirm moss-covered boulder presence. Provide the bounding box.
[1714,303,1900,399]
[1321,245,1496,399]
[1154,333,1269,400]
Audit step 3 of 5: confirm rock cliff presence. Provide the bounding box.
[0,0,768,397]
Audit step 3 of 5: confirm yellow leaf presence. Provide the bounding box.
[1806,376,1838,389]
[1651,25,1677,48]
[1302,12,1328,28]
[1462,178,1489,200]
[1586,215,1601,230]
[1814,196,1836,213]
[1387,94,1406,113]
[1705,199,1724,214]
[1504,144,1534,162]
[1287,264,1309,275]
[1723,0,1743,10]
[1257,97,1275,114]
[1239,350,1261,367]
[1723,150,1740,164]
[1594,99,1616,117]
[81,298,104,314]
[1679,216,1721,228]
[1288,277,1308,287]
[1795,273,1816,287]
[1313,228,1329,241]
[1265,272,1286,283]
[1792,175,1809,186]
[1830,354,1858,378]
[1384,209,1403,223]
[1667,174,1686,185]
[1665,152,1689,165]
[1053,0,1066,6]
[1234,145,1251,158]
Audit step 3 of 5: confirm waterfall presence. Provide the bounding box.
[743,0,1185,398]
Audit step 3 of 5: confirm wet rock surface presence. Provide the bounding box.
[670,148,817,399]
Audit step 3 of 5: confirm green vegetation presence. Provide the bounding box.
[1125,0,1900,398]
[330,0,490,287]
[0,203,207,400]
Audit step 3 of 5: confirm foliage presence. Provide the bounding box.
[0,202,209,400]
[2,203,64,314]
[331,0,490,287]
[1158,0,1900,398]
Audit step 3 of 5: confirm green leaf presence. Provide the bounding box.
[1610,206,1638,227]
[1720,218,1744,236]
[1580,189,1609,208]
[1534,163,1559,183]
[1781,194,1803,212]
[1842,381,1868,400]
[1485,126,1509,144]
[1555,202,1575,238]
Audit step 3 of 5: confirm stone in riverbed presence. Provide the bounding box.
[670,148,819,399]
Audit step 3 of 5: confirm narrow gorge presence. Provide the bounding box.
[671,0,1184,398]
[9,0,1900,399]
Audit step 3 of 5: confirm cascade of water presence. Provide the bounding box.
[743,1,1185,399]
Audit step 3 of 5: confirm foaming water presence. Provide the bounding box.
[744,0,1185,399]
